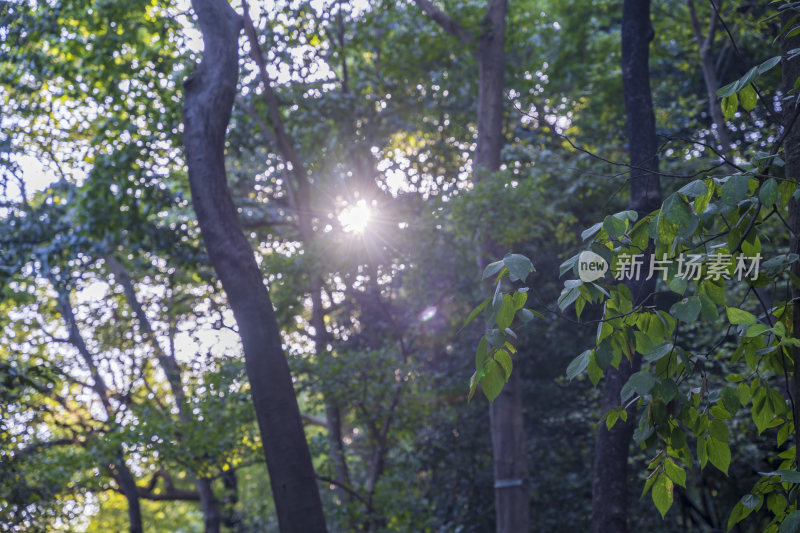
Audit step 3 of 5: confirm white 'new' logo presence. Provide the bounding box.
[577,251,608,282]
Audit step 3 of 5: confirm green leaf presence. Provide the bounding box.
[698,294,720,321]
[581,222,603,241]
[740,84,757,111]
[698,435,708,468]
[512,291,528,310]
[558,284,581,311]
[671,296,701,323]
[717,80,738,98]
[721,387,741,413]
[745,323,769,337]
[603,214,627,240]
[694,181,714,214]
[710,405,732,420]
[707,438,731,475]
[662,193,692,228]
[727,501,754,532]
[701,279,726,306]
[621,371,656,402]
[503,254,534,282]
[762,253,800,272]
[739,65,759,88]
[652,474,674,518]
[759,55,781,75]
[643,343,673,362]
[721,175,750,206]
[496,294,516,329]
[595,340,614,370]
[481,360,505,403]
[741,493,761,511]
[517,308,536,323]
[475,337,489,370]
[486,329,506,347]
[587,357,603,386]
[760,178,779,208]
[727,307,756,325]
[494,348,513,381]
[566,350,591,380]
[678,180,708,198]
[709,419,730,443]
[722,93,738,120]
[482,260,504,280]
[559,254,580,276]
[462,298,490,330]
[778,511,800,533]
[778,470,800,484]
[664,457,686,488]
[468,371,479,402]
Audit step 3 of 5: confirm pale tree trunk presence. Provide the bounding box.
[687,0,733,152]
[591,1,661,532]
[181,1,327,531]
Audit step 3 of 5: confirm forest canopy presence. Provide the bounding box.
[3,0,800,532]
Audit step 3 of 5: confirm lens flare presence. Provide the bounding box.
[418,306,437,322]
[339,200,372,234]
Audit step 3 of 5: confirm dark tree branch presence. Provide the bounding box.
[411,0,471,43]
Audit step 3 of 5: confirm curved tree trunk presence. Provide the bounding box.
[181,1,326,531]
[591,1,661,532]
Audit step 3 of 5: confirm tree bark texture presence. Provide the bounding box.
[182,1,326,531]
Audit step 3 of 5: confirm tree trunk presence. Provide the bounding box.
[782,10,800,498]
[197,478,221,533]
[474,2,530,533]
[687,0,733,152]
[475,0,508,173]
[700,50,733,151]
[181,1,326,531]
[591,1,661,532]
[57,290,144,533]
[114,456,144,533]
[221,470,242,531]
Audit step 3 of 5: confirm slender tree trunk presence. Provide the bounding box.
[687,0,733,152]
[197,478,221,533]
[591,1,661,532]
[181,1,326,531]
[473,2,530,532]
[114,456,144,533]
[221,470,242,531]
[782,11,800,495]
[700,51,733,151]
[58,293,144,533]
